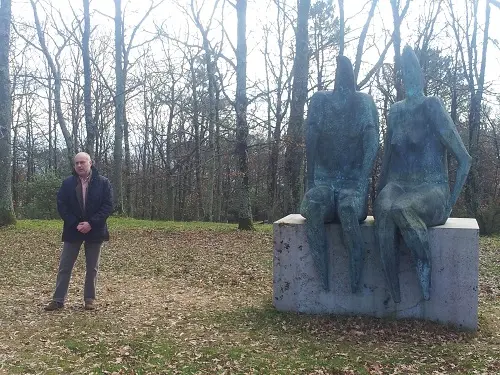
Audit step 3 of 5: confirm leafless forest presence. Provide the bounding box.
[1,0,500,232]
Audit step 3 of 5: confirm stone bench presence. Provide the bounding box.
[273,214,480,330]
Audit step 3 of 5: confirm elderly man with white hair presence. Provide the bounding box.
[45,152,113,311]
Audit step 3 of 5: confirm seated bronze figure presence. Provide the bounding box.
[300,56,379,293]
[374,46,471,303]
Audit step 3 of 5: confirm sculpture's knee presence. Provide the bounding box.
[300,189,328,219]
[300,199,325,221]
[300,195,311,218]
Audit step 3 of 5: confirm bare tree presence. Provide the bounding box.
[83,0,96,157]
[337,0,344,55]
[447,0,491,217]
[187,52,204,221]
[113,0,125,213]
[390,0,411,101]
[0,0,15,225]
[233,0,254,230]
[353,0,379,83]
[27,0,78,166]
[189,0,222,222]
[111,0,163,214]
[309,0,339,91]
[283,0,311,214]
[262,0,294,222]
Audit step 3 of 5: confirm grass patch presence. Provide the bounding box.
[10,217,274,234]
[0,220,498,374]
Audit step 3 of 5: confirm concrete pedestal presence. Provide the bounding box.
[273,214,479,330]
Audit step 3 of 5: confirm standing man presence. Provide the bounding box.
[45,152,113,311]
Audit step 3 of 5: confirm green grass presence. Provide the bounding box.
[0,219,498,374]
[12,217,274,233]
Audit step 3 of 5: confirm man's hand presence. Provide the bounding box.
[77,221,92,234]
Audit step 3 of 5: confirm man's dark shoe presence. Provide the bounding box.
[44,301,64,311]
[84,300,96,310]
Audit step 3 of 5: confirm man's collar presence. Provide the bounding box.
[79,169,92,182]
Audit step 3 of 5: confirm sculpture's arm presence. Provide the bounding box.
[305,92,323,190]
[376,108,395,195]
[358,100,380,192]
[427,97,472,209]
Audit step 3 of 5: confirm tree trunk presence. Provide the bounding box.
[0,0,15,226]
[124,110,131,215]
[12,80,20,209]
[70,53,81,153]
[114,0,125,213]
[47,75,55,170]
[189,58,203,221]
[353,0,379,83]
[283,0,310,214]
[191,0,219,221]
[165,79,175,220]
[338,0,344,56]
[465,92,483,216]
[141,88,150,219]
[83,0,96,158]
[463,0,491,217]
[204,45,216,222]
[390,0,404,101]
[235,0,254,230]
[266,0,289,222]
[215,85,222,222]
[25,100,34,181]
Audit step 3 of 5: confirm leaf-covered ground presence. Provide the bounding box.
[0,218,498,374]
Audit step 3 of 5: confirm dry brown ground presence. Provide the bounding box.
[0,221,498,374]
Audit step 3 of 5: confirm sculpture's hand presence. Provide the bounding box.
[351,186,367,212]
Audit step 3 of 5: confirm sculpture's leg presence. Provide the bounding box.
[376,213,401,302]
[392,202,431,301]
[300,186,334,291]
[338,198,364,293]
[374,184,403,303]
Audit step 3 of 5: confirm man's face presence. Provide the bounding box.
[74,154,92,177]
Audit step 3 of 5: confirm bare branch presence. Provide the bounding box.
[219,19,237,55]
[353,0,379,82]
[11,22,44,53]
[126,0,165,58]
[225,0,236,9]
[446,0,475,92]
[357,33,394,90]
[216,51,237,70]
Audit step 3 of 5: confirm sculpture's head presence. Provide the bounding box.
[334,56,355,94]
[401,45,424,98]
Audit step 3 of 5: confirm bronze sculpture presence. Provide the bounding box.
[300,56,379,292]
[374,46,471,303]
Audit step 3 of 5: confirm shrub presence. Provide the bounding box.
[16,172,62,219]
[477,204,500,235]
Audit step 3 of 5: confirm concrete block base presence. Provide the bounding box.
[273,214,479,330]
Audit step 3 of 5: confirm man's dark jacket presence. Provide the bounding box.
[57,166,113,243]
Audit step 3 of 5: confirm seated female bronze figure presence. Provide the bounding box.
[374,46,471,303]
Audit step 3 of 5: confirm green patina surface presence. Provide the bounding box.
[373,46,471,303]
[300,56,379,293]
